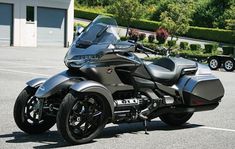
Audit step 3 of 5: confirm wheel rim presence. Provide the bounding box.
[24,96,43,124]
[68,94,104,139]
[210,59,218,69]
[224,60,234,70]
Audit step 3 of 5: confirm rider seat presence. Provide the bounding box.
[146,57,198,86]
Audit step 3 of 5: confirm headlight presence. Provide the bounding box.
[64,54,102,68]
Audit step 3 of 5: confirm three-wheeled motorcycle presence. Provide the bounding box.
[14,15,224,144]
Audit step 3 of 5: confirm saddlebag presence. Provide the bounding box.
[183,75,224,106]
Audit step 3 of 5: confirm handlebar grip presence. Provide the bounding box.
[137,44,156,54]
[142,46,156,53]
[128,40,156,54]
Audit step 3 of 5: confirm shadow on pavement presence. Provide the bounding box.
[0,120,203,148]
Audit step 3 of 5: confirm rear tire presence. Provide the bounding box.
[13,86,56,134]
[57,92,109,144]
[208,57,220,70]
[159,112,193,126]
[224,59,235,72]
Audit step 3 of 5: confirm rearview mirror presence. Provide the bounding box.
[76,26,84,36]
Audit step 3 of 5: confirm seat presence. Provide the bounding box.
[145,57,197,86]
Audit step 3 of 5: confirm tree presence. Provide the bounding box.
[159,0,195,40]
[107,0,144,36]
[192,0,235,29]
[225,5,235,36]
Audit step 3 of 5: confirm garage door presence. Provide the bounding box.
[37,7,66,47]
[0,3,13,46]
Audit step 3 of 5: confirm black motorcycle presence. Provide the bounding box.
[14,15,224,144]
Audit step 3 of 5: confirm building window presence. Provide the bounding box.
[26,6,34,22]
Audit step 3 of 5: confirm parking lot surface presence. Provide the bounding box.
[0,47,235,149]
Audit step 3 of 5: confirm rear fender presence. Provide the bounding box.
[70,81,114,119]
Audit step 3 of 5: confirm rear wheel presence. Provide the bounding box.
[57,92,109,144]
[14,86,56,134]
[208,57,220,70]
[159,112,193,126]
[224,59,235,72]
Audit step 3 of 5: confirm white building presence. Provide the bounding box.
[0,0,74,47]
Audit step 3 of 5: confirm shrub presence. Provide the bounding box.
[128,29,139,41]
[74,9,161,31]
[222,46,234,55]
[130,19,161,32]
[74,8,235,44]
[186,26,235,44]
[190,44,201,51]
[139,33,147,41]
[148,35,155,43]
[204,44,218,53]
[180,42,189,50]
[167,40,177,47]
[156,28,169,44]
[120,36,128,41]
[143,43,157,51]
[172,50,210,62]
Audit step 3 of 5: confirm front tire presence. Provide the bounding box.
[57,92,108,144]
[14,86,56,134]
[159,112,193,126]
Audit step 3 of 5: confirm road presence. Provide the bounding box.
[0,47,235,149]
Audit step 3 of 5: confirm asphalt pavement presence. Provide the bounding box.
[0,47,235,149]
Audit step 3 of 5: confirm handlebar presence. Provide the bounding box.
[136,44,156,54]
[128,40,156,55]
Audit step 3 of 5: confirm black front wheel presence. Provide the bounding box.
[56,92,109,144]
[14,86,56,134]
[159,112,193,126]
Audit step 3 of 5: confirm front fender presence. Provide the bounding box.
[70,81,114,119]
[35,70,82,98]
[26,78,47,88]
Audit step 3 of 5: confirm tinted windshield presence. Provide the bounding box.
[76,15,120,45]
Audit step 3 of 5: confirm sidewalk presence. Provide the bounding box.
[74,18,235,48]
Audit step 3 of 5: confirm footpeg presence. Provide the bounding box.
[139,113,148,120]
[139,100,159,120]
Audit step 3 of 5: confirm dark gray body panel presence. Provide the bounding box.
[184,75,224,101]
[28,70,115,118]
[35,70,81,98]
[70,81,114,117]
[155,64,224,106]
[26,78,47,88]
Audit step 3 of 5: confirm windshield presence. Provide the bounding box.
[65,15,123,68]
[76,15,120,45]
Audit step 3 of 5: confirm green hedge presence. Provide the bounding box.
[167,40,177,47]
[180,42,189,50]
[186,27,235,44]
[74,8,235,44]
[74,8,112,20]
[222,46,234,55]
[204,44,218,53]
[190,44,201,51]
[74,9,161,31]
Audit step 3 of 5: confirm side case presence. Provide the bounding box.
[183,75,224,106]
